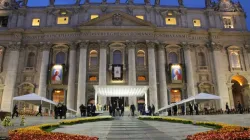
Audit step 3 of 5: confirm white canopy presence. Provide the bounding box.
[13,93,56,108]
[93,85,149,97]
[156,93,221,113]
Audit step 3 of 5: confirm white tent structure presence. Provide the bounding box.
[156,93,221,115]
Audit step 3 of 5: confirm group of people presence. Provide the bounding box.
[226,101,244,114]
[109,103,125,117]
[139,104,155,116]
[12,104,44,119]
[54,103,67,119]
[168,103,199,116]
[79,103,96,117]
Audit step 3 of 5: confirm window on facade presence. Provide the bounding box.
[171,89,181,103]
[230,52,241,68]
[32,18,40,26]
[53,90,64,103]
[27,52,36,67]
[89,76,97,82]
[165,17,177,25]
[57,17,69,24]
[89,50,98,66]
[0,16,8,27]
[55,52,66,64]
[193,19,201,27]
[113,50,122,64]
[168,52,178,64]
[138,76,146,81]
[198,52,206,66]
[136,15,144,20]
[223,16,234,29]
[137,50,145,66]
[91,15,99,20]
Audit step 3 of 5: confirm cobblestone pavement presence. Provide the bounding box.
[172,114,250,127]
[53,116,211,140]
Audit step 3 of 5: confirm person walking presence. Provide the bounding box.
[194,103,199,115]
[54,104,58,119]
[226,102,230,114]
[237,101,243,114]
[189,103,193,115]
[130,104,135,116]
[120,104,124,116]
[112,102,116,117]
[36,104,43,116]
[92,104,96,116]
[152,104,155,116]
[12,104,19,119]
[109,104,113,116]
[62,103,67,119]
[80,104,84,117]
[148,105,152,116]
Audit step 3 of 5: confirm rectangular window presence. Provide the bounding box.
[136,15,144,20]
[91,15,99,20]
[57,17,69,25]
[32,18,40,26]
[0,16,8,27]
[223,16,234,29]
[193,19,201,27]
[165,17,177,25]
[89,76,97,82]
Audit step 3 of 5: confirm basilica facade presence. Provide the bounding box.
[0,0,249,113]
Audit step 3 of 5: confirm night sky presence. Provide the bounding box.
[26,0,250,30]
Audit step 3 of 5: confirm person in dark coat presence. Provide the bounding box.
[237,101,243,114]
[173,105,178,116]
[168,109,172,116]
[109,104,113,116]
[148,105,152,116]
[80,104,84,117]
[130,104,135,116]
[87,104,91,116]
[112,102,116,117]
[92,104,96,116]
[12,104,19,119]
[57,103,63,119]
[194,103,199,115]
[226,102,230,114]
[152,104,155,116]
[54,105,58,119]
[189,103,193,115]
[62,104,67,119]
[181,105,185,115]
[83,105,86,116]
[36,104,43,116]
[120,104,124,116]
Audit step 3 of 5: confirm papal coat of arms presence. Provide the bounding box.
[112,13,122,26]
[0,0,10,9]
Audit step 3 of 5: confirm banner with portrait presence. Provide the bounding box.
[171,64,183,83]
[51,65,63,85]
[112,64,123,81]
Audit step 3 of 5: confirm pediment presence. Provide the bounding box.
[78,11,155,28]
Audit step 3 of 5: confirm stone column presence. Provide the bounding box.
[146,40,158,110]
[182,42,196,97]
[157,43,168,108]
[212,42,230,110]
[98,40,108,106]
[227,83,234,108]
[38,42,51,98]
[126,40,137,107]
[1,42,21,112]
[77,41,89,114]
[67,43,77,110]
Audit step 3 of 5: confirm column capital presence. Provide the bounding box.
[226,83,234,90]
[79,40,89,49]
[244,44,250,53]
[181,42,195,51]
[146,40,157,48]
[157,43,167,50]
[98,40,109,48]
[211,42,224,51]
[8,42,22,51]
[39,42,52,51]
[68,42,78,50]
[126,40,137,48]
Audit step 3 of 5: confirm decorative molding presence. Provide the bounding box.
[181,42,194,51]
[79,40,89,49]
[69,42,78,50]
[157,43,166,50]
[98,40,109,49]
[211,42,224,51]
[8,42,22,51]
[39,42,52,51]
[125,40,137,48]
[146,40,156,49]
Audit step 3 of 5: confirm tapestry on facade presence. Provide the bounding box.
[51,65,63,85]
[112,64,123,81]
[171,64,183,83]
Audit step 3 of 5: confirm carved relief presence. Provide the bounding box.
[8,42,22,51]
[211,42,224,51]
[125,40,137,48]
[181,42,195,51]
[80,40,89,49]
[146,40,156,49]
[112,13,123,26]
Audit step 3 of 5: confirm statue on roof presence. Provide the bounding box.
[49,0,55,6]
[115,0,120,4]
[205,0,212,8]
[155,0,160,6]
[234,1,244,12]
[75,0,80,5]
[127,0,133,5]
[102,0,107,4]
[178,0,183,6]
[144,0,150,5]
[84,0,89,4]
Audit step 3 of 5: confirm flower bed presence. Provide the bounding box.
[9,116,113,140]
[138,116,250,140]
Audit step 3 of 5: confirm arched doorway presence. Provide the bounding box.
[231,75,249,108]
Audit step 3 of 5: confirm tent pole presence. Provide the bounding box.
[95,92,97,106]
[184,102,186,115]
[49,103,51,116]
[145,92,148,112]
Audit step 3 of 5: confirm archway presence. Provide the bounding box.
[231,75,249,108]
